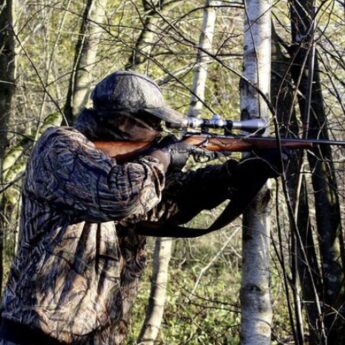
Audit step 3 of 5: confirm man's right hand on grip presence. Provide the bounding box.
[154,135,194,171]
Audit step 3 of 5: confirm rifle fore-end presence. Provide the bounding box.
[94,136,313,160]
[183,136,313,151]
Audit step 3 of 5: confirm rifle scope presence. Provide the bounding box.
[168,114,267,133]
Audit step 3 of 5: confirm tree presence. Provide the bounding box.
[137,238,173,345]
[188,0,219,117]
[2,1,345,343]
[239,0,272,344]
[0,0,16,292]
[137,2,219,343]
[64,0,108,124]
[125,0,181,71]
[271,26,323,345]
[289,1,345,343]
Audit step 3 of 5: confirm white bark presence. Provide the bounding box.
[240,202,272,345]
[137,3,219,343]
[126,1,180,70]
[188,0,220,117]
[65,0,108,123]
[137,238,173,345]
[240,0,271,120]
[239,0,272,344]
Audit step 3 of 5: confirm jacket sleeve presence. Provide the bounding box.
[145,160,239,225]
[146,156,274,226]
[25,128,166,222]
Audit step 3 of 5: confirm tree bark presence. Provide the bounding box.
[290,1,345,343]
[0,0,15,181]
[125,0,181,71]
[239,0,272,344]
[0,0,16,293]
[271,28,322,344]
[137,3,219,343]
[188,0,219,117]
[137,238,173,345]
[64,0,108,124]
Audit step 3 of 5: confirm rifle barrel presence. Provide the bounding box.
[248,137,345,146]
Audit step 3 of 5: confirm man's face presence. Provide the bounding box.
[102,111,163,141]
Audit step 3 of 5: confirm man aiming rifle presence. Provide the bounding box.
[0,71,283,345]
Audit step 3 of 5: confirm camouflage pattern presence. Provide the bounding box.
[0,127,235,345]
[1,127,166,345]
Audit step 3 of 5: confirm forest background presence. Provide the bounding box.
[1,0,345,344]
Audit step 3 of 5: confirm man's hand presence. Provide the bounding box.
[150,135,214,172]
[150,135,234,172]
[151,136,194,171]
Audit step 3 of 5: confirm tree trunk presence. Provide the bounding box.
[64,0,108,124]
[125,0,180,71]
[188,0,219,117]
[290,1,345,343]
[271,28,322,344]
[137,238,173,345]
[0,0,15,185]
[137,3,219,343]
[239,0,272,344]
[0,0,16,293]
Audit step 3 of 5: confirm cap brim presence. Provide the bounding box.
[144,106,184,126]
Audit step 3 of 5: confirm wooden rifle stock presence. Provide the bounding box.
[93,135,322,160]
[94,140,153,161]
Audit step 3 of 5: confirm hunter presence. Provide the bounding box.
[0,71,281,345]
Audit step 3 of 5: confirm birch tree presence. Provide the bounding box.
[125,0,180,71]
[239,0,272,344]
[64,0,108,124]
[137,2,219,343]
[137,238,173,345]
[188,0,219,117]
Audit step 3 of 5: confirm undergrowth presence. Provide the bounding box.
[127,220,291,345]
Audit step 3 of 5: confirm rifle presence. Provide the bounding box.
[94,115,345,238]
[94,115,345,161]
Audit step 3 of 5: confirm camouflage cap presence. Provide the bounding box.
[91,71,183,126]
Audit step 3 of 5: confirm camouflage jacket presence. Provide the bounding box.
[1,127,234,345]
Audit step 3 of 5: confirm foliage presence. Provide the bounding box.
[127,221,291,345]
[1,0,345,344]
